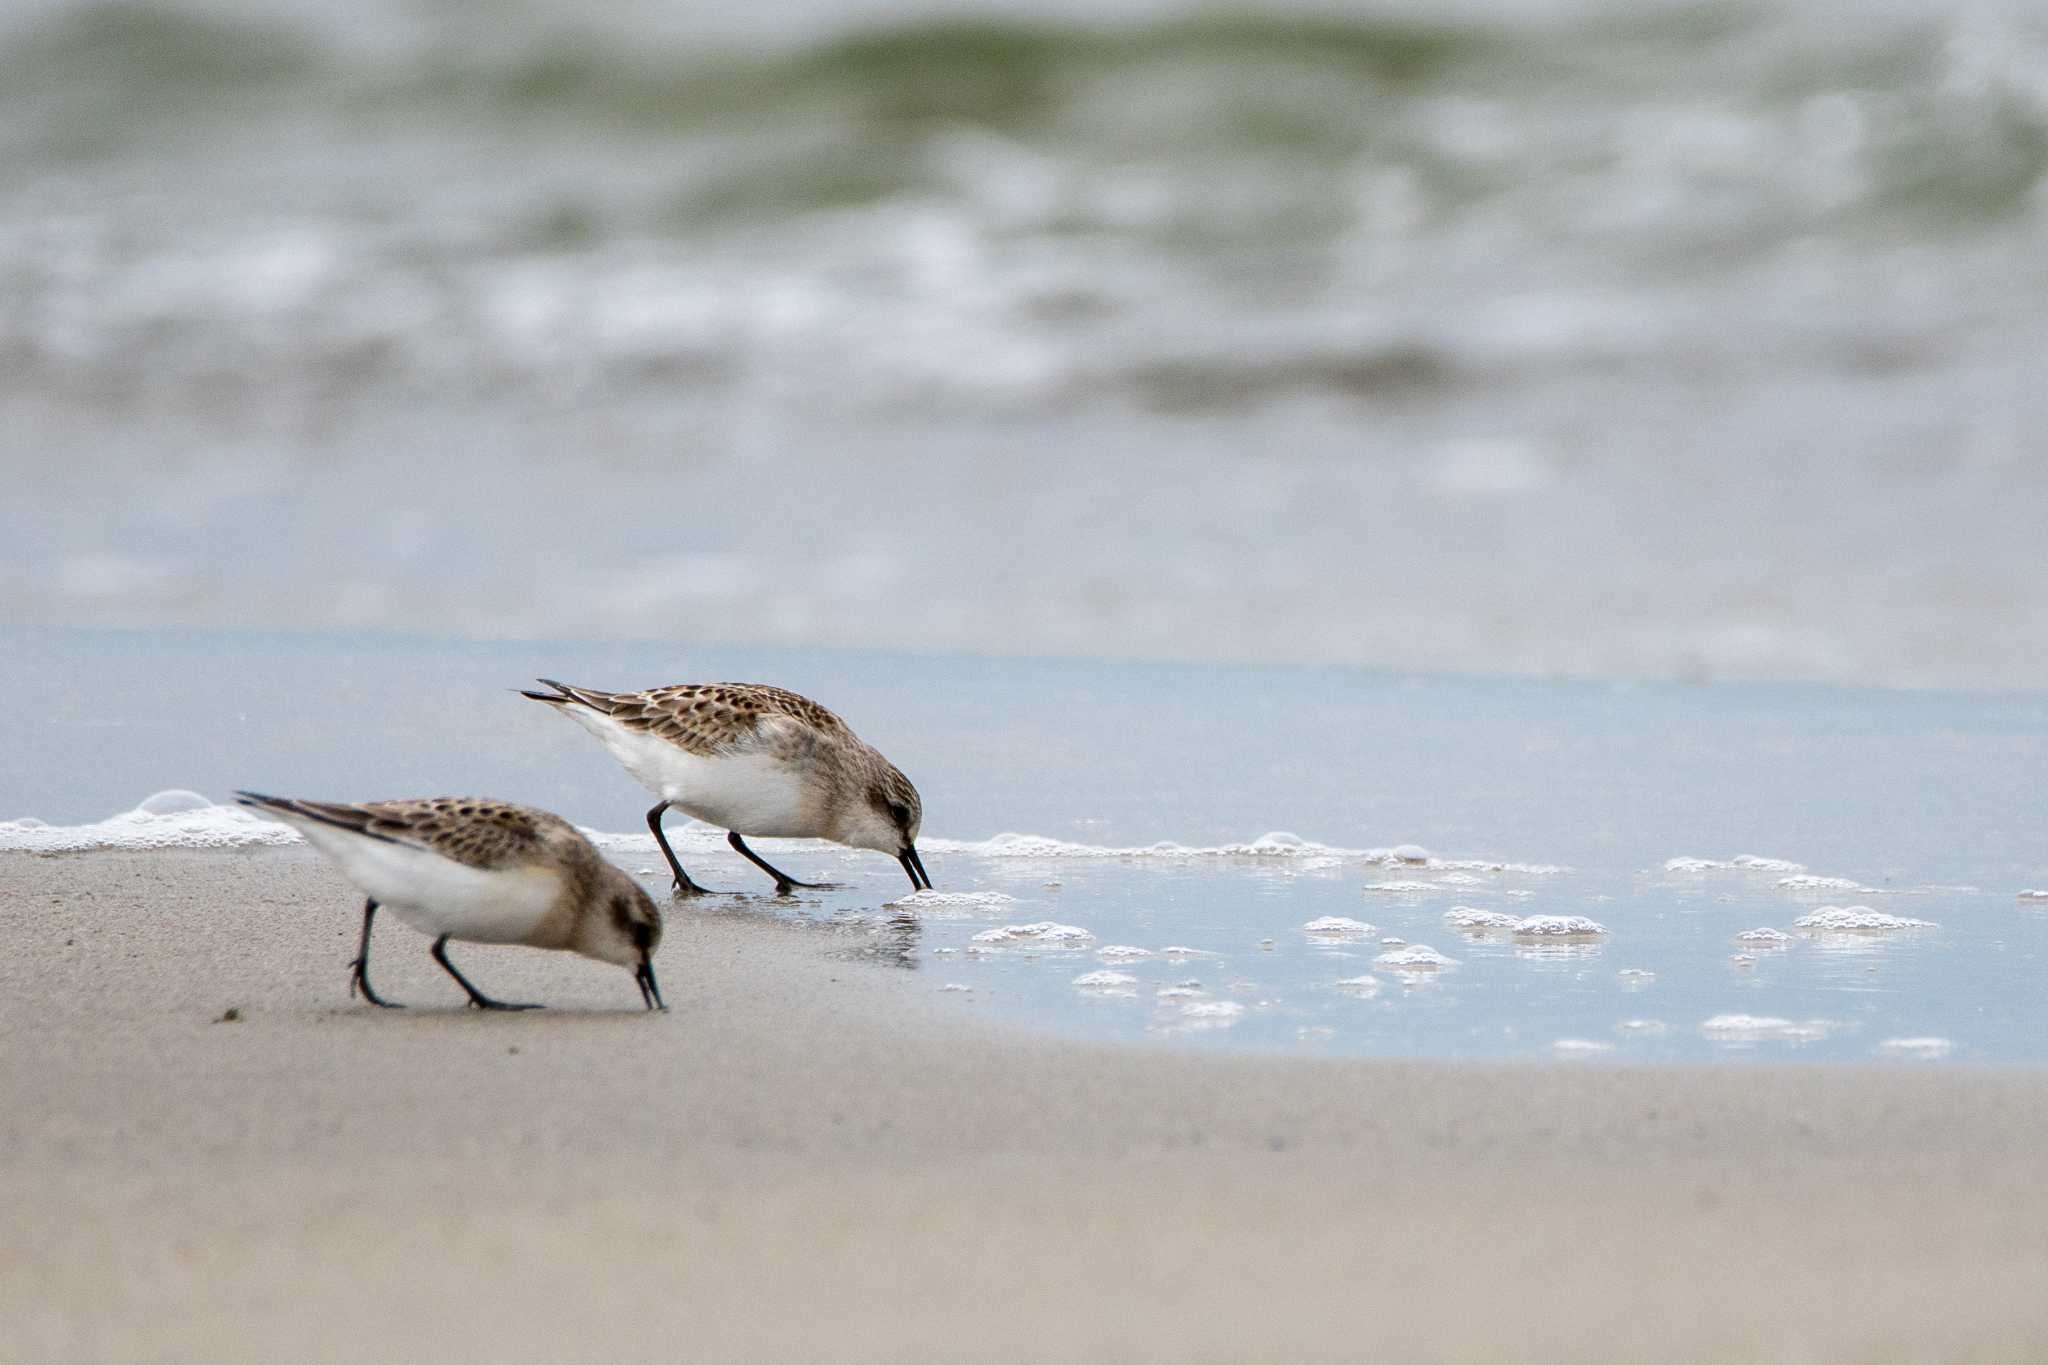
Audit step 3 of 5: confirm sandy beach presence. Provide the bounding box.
[0,849,2041,1362]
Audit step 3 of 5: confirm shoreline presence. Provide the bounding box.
[5,849,2047,1362]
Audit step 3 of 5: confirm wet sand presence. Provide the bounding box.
[4,850,2046,1362]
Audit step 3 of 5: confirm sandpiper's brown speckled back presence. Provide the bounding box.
[535,681,855,756]
[254,796,577,871]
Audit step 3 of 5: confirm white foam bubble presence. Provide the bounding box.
[1793,906,1937,932]
[1301,916,1376,938]
[134,789,214,815]
[1072,970,1140,992]
[0,795,299,854]
[1443,906,1523,932]
[1096,945,1154,961]
[1664,854,1807,873]
[1161,946,1218,960]
[939,983,973,993]
[1734,927,1793,944]
[2018,890,2048,902]
[1374,944,1456,971]
[918,831,1562,874]
[1334,975,1383,997]
[923,830,1355,860]
[1513,914,1608,938]
[1551,1039,1615,1057]
[1732,855,1806,872]
[1616,1018,1668,1036]
[1699,1014,1835,1042]
[1778,874,1868,892]
[884,889,1019,913]
[1877,1036,1954,1059]
[1180,1001,1245,1020]
[1362,880,1439,894]
[969,921,1094,948]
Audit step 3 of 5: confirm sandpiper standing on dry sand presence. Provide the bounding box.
[521,680,931,896]
[236,793,666,1011]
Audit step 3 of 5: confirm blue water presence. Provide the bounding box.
[8,625,2048,1061]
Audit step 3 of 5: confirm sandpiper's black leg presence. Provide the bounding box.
[430,934,540,1011]
[350,899,404,1008]
[648,801,712,896]
[728,831,833,896]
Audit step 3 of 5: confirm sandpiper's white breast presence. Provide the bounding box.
[560,706,816,837]
[293,821,560,944]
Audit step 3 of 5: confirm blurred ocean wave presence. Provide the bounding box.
[3,1,2047,685]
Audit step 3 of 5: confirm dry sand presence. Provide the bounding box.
[3,850,2046,1363]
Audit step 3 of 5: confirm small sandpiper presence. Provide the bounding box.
[520,679,931,896]
[236,792,665,1011]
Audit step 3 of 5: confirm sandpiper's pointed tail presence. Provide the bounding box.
[235,791,399,844]
[519,678,622,713]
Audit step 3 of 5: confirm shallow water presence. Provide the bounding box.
[8,625,2048,1061]
[863,853,2046,1062]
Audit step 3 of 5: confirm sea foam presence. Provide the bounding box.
[1443,906,1523,932]
[0,793,298,853]
[1663,854,1806,873]
[885,890,1019,913]
[1301,916,1376,938]
[5,804,1567,880]
[1777,874,1869,892]
[1511,914,1607,938]
[970,922,1095,948]
[1792,906,1937,932]
[1876,1037,1954,1059]
[1699,1014,1835,1042]
[1072,970,1140,993]
[1374,944,1456,971]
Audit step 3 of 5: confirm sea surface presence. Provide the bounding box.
[8,625,2048,1061]
[5,1,2048,687]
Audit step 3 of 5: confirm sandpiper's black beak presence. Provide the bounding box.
[899,845,932,891]
[636,959,667,1012]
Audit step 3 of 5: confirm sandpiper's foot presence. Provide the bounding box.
[349,960,404,1009]
[467,996,543,1012]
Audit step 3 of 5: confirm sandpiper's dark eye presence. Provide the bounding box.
[888,803,909,828]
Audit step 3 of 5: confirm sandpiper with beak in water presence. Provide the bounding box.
[520,680,930,897]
